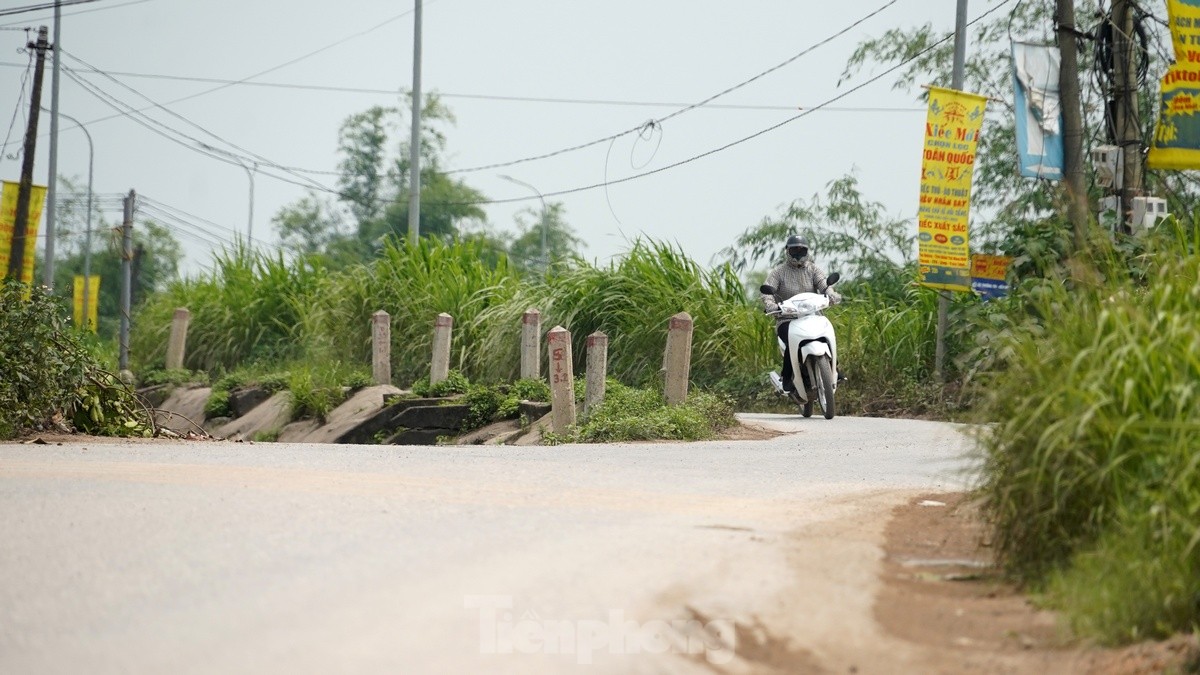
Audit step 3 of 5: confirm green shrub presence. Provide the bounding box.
[545,382,736,444]
[0,280,151,438]
[975,219,1200,641]
[204,390,231,419]
[139,368,208,387]
[411,370,470,398]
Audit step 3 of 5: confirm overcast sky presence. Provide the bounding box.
[0,0,982,277]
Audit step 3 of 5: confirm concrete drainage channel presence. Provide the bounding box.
[145,383,553,446]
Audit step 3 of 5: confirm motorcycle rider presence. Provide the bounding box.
[761,235,841,395]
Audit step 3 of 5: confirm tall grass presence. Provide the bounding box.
[131,245,327,372]
[305,237,521,385]
[472,240,774,387]
[975,219,1200,642]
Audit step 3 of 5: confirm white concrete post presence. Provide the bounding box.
[547,326,576,432]
[664,312,693,406]
[371,310,391,385]
[165,307,190,370]
[430,312,453,385]
[520,308,541,380]
[584,331,608,417]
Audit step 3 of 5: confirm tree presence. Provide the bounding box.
[721,174,913,299]
[275,91,490,264]
[507,201,585,274]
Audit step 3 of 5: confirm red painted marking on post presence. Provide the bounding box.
[523,311,539,325]
[669,316,692,330]
[435,315,453,327]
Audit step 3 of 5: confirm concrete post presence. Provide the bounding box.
[371,310,391,385]
[584,331,608,417]
[430,312,453,385]
[165,307,190,370]
[520,308,541,380]
[664,312,693,406]
[547,326,576,432]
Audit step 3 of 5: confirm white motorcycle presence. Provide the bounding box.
[761,273,841,419]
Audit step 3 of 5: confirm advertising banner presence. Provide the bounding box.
[1012,42,1064,179]
[971,254,1012,300]
[918,87,988,292]
[1148,0,1200,170]
[0,180,48,285]
[73,275,101,332]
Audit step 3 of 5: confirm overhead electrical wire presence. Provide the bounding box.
[3,62,924,113]
[0,0,103,19]
[61,50,337,192]
[424,0,1021,208]
[443,0,904,176]
[1,49,33,167]
[0,0,153,27]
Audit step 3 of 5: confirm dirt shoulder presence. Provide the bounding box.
[876,493,1199,674]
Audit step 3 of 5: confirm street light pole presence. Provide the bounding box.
[499,174,547,270]
[241,161,256,248]
[198,143,255,248]
[49,109,92,329]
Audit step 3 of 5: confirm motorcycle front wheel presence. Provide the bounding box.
[814,356,836,419]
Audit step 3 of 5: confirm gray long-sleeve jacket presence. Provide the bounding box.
[760,256,841,325]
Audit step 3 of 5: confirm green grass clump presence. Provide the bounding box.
[545,382,736,444]
[975,219,1200,642]
[411,370,470,398]
[285,361,371,423]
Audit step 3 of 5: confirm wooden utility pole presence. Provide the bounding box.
[1058,0,1090,251]
[1112,0,1143,234]
[7,26,50,283]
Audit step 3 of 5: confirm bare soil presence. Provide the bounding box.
[877,493,1199,674]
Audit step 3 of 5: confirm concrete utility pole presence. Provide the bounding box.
[1057,0,1090,251]
[935,0,969,381]
[44,0,62,288]
[1112,0,1142,234]
[8,26,49,283]
[119,190,134,373]
[407,0,423,245]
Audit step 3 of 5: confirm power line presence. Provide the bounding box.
[443,0,904,176]
[61,51,337,191]
[1,62,925,113]
[0,0,102,19]
[0,0,152,27]
[427,0,1019,208]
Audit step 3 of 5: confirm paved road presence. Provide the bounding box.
[0,415,976,674]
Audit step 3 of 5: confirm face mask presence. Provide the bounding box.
[788,248,808,261]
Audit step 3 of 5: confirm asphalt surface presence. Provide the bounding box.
[0,415,977,674]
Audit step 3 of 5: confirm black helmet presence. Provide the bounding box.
[784,235,809,262]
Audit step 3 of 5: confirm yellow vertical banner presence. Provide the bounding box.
[73,275,101,332]
[0,180,48,285]
[918,87,988,292]
[1147,0,1200,169]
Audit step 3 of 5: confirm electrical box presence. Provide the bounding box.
[1130,197,1168,231]
[1091,145,1122,189]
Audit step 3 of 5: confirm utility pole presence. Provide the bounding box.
[119,190,134,374]
[935,0,968,381]
[1112,0,1142,234]
[7,26,49,284]
[407,0,423,246]
[1057,0,1090,251]
[44,0,62,288]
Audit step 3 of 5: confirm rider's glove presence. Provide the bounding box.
[826,289,843,305]
[764,301,779,314]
